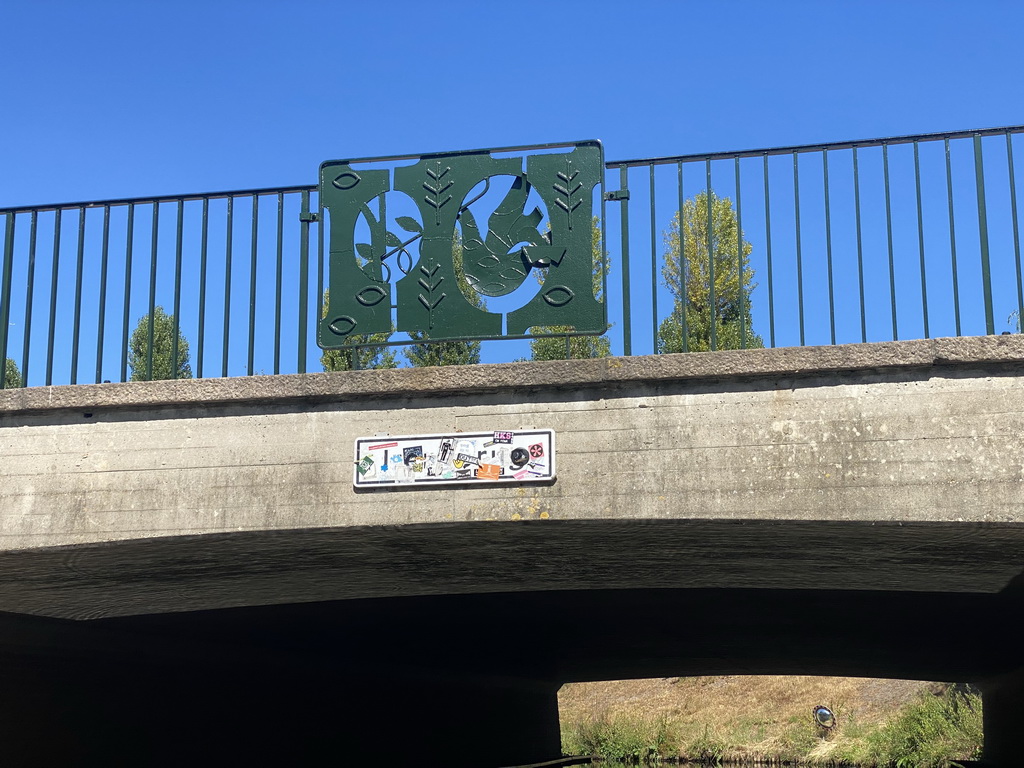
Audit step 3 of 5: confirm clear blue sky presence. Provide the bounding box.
[2,1,1023,382]
[3,0,1022,207]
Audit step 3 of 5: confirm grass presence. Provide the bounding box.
[862,685,983,767]
[558,676,984,766]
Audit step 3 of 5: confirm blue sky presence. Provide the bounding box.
[3,0,1021,206]
[1,1,1023,381]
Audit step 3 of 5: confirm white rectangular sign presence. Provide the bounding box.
[353,430,555,488]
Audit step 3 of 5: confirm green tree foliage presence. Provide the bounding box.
[404,234,482,367]
[320,290,398,372]
[2,358,22,389]
[658,191,764,353]
[529,216,612,361]
[127,306,193,381]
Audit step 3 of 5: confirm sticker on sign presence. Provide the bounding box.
[353,430,555,488]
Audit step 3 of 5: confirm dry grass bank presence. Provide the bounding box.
[558,675,971,764]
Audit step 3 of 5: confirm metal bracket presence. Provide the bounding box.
[604,190,630,201]
[299,211,319,222]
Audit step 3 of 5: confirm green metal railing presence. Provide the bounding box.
[1,125,1022,388]
[607,125,1023,357]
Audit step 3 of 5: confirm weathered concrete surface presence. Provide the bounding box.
[2,336,1022,550]
[0,335,1021,620]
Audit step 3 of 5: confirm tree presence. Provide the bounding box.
[529,216,612,361]
[658,191,764,353]
[320,290,398,372]
[127,306,193,381]
[404,233,482,367]
[2,358,21,389]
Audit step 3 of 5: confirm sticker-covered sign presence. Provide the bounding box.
[353,430,555,487]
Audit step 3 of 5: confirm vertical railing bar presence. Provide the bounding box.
[600,166,608,342]
[120,204,135,382]
[317,192,324,333]
[944,139,962,336]
[274,192,284,374]
[298,191,309,374]
[315,191,323,374]
[21,211,38,385]
[763,154,775,347]
[171,199,184,379]
[853,148,867,342]
[316,191,324,374]
[146,203,159,380]
[45,208,62,386]
[1006,132,1022,329]
[822,150,836,345]
[619,166,632,356]
[222,195,234,378]
[649,164,658,352]
[735,157,746,349]
[913,142,930,338]
[0,213,14,389]
[792,152,804,346]
[677,162,688,352]
[95,206,111,383]
[973,134,995,334]
[247,194,259,376]
[70,207,86,384]
[197,197,209,378]
[883,143,898,340]
[706,159,716,351]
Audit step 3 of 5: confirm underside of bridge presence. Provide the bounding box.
[0,519,1023,767]
[3,340,1024,765]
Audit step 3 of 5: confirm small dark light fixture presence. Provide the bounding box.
[813,705,836,730]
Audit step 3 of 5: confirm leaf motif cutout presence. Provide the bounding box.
[543,286,575,307]
[356,243,373,262]
[385,231,402,248]
[355,286,388,306]
[332,171,361,190]
[327,315,357,336]
[396,216,422,234]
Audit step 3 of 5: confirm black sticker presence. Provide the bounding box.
[510,447,530,468]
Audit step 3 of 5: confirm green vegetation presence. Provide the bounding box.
[529,216,611,362]
[3,357,22,388]
[658,191,764,354]
[561,714,680,762]
[862,686,983,767]
[320,290,398,372]
[127,306,192,381]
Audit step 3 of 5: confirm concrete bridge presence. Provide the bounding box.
[1,336,1023,766]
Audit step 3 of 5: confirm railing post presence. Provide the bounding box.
[0,213,15,388]
[618,167,632,356]
[298,190,310,374]
[974,134,995,334]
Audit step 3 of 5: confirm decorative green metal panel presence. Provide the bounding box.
[317,141,606,349]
